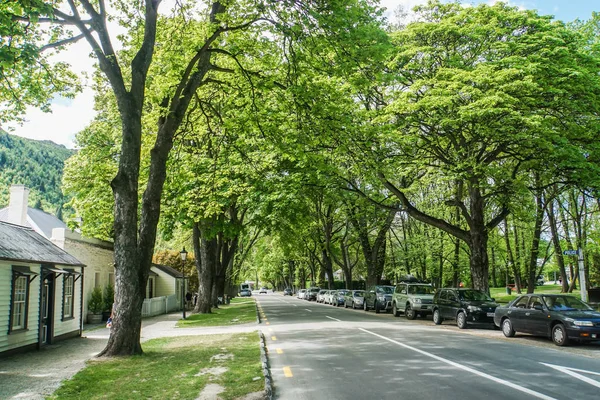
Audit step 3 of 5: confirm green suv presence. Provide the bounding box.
[392,282,435,319]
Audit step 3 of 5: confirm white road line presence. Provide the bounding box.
[326,316,341,321]
[304,309,312,312]
[359,328,556,400]
[540,363,600,388]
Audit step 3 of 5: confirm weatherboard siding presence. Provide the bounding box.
[0,263,41,355]
[62,237,113,318]
[52,275,81,338]
[153,267,177,297]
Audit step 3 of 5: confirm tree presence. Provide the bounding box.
[368,1,600,292]
[10,0,386,356]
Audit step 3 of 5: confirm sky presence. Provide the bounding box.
[5,0,599,149]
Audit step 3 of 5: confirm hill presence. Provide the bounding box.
[0,129,74,216]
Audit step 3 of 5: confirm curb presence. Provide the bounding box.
[258,332,273,400]
[255,299,261,324]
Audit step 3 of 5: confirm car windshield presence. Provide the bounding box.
[338,290,347,295]
[379,286,394,294]
[310,288,320,293]
[543,296,593,311]
[459,290,492,301]
[354,291,364,297]
[408,285,434,295]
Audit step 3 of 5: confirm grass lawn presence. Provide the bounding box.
[490,284,581,303]
[49,333,263,400]
[177,297,257,328]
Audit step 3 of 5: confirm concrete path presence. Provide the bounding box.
[0,312,261,400]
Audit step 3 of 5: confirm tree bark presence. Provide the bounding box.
[547,196,569,292]
[193,221,217,314]
[527,183,544,293]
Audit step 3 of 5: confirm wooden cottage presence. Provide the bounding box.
[0,221,85,357]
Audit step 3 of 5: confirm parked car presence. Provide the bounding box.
[344,290,365,309]
[325,290,337,305]
[297,289,307,299]
[259,287,268,294]
[392,282,435,319]
[364,285,394,313]
[317,290,328,303]
[306,287,321,301]
[494,294,600,346]
[283,288,292,296]
[432,288,498,329]
[240,289,252,297]
[332,289,349,306]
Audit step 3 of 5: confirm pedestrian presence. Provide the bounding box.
[193,293,198,306]
[186,292,192,310]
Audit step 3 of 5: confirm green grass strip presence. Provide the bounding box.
[49,333,263,400]
[177,297,257,328]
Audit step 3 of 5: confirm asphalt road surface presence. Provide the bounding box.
[255,293,600,400]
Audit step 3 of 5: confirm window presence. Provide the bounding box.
[109,273,115,287]
[9,266,37,333]
[11,276,28,330]
[63,275,75,319]
[513,296,529,309]
[94,272,101,288]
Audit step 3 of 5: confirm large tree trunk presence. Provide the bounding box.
[194,221,217,314]
[527,184,544,293]
[504,218,522,294]
[468,182,490,292]
[547,197,569,292]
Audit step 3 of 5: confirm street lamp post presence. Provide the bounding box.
[180,247,188,319]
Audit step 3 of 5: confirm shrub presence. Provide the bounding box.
[103,283,114,312]
[88,287,104,314]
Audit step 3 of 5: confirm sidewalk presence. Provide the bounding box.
[0,312,261,400]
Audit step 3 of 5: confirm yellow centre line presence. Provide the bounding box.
[266,322,270,325]
[276,348,283,354]
[283,366,293,377]
[271,336,277,341]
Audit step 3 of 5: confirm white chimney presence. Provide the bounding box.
[8,185,29,226]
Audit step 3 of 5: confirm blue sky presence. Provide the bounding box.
[6,0,600,148]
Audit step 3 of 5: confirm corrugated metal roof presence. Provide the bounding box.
[0,221,84,266]
[152,263,183,278]
[0,206,67,238]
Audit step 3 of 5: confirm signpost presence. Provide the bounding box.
[563,249,587,302]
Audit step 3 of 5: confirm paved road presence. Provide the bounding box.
[256,294,600,400]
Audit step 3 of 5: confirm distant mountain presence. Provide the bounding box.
[0,129,74,217]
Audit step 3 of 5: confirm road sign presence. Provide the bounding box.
[563,250,578,256]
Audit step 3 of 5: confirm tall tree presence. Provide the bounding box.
[10,0,385,356]
[370,1,600,292]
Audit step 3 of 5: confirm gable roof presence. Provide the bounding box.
[0,206,67,239]
[0,221,84,266]
[152,263,183,278]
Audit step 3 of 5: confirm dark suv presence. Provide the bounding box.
[364,285,394,313]
[432,288,499,329]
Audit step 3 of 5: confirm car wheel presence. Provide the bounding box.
[405,304,416,320]
[393,303,400,317]
[552,323,569,346]
[433,309,442,325]
[344,301,348,308]
[456,311,467,329]
[374,301,380,314]
[502,318,515,337]
[364,301,369,312]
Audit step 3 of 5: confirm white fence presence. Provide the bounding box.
[141,294,179,318]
